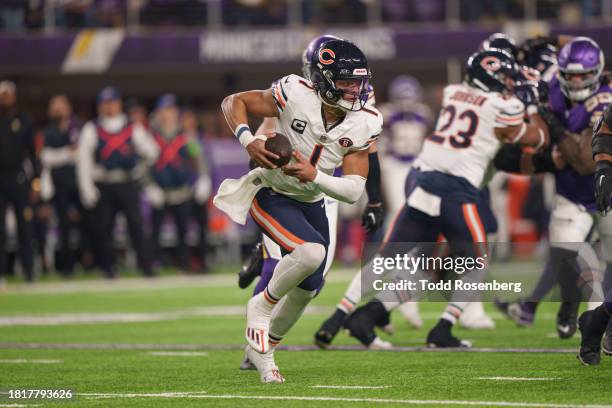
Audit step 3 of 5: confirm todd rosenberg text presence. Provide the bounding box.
[372,279,523,294]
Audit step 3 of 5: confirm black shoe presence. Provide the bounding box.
[238,243,263,289]
[343,300,389,347]
[557,302,579,339]
[314,308,347,349]
[426,319,472,348]
[577,310,602,365]
[603,319,612,356]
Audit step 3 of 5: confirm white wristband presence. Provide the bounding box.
[235,124,265,147]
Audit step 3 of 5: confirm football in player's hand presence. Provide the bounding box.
[265,133,293,167]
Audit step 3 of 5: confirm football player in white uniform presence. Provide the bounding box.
[215,39,382,382]
[341,48,550,348]
[237,34,386,369]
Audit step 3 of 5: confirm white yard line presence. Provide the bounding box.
[476,377,560,381]
[0,359,62,364]
[0,309,563,327]
[0,342,578,354]
[146,351,209,357]
[311,385,389,389]
[0,305,332,326]
[0,269,357,295]
[75,392,612,407]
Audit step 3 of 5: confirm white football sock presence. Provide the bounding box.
[269,287,317,345]
[267,242,326,299]
[337,270,362,314]
[442,302,468,325]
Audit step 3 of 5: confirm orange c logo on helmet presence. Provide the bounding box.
[318,48,336,65]
[480,56,502,72]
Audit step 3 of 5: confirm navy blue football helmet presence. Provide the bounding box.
[302,34,343,81]
[480,33,518,58]
[466,48,518,93]
[309,39,371,112]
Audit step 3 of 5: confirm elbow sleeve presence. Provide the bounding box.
[365,152,382,204]
[313,172,366,204]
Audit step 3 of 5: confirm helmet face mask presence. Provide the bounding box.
[557,37,604,102]
[310,39,372,112]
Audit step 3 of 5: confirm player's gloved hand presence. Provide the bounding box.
[538,106,566,144]
[362,203,384,233]
[245,137,279,169]
[595,161,612,215]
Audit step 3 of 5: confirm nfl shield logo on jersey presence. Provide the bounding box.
[338,137,353,148]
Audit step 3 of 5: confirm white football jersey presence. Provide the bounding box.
[258,74,383,202]
[413,83,524,188]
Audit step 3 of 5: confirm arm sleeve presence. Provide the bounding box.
[76,123,98,195]
[365,151,382,204]
[132,124,159,163]
[313,171,366,204]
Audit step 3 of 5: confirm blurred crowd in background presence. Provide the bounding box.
[0,73,554,283]
[0,0,611,32]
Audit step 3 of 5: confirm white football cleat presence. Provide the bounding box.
[459,302,496,330]
[240,346,256,370]
[246,345,285,384]
[369,336,393,350]
[397,302,423,329]
[245,291,275,353]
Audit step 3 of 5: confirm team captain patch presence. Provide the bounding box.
[338,137,353,148]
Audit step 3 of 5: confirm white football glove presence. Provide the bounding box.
[194,176,212,204]
[145,183,165,208]
[80,184,100,209]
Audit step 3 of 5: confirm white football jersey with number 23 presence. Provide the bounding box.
[414,83,525,188]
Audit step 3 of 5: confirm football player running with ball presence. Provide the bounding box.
[214,39,382,383]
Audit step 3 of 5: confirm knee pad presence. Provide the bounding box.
[294,242,326,271]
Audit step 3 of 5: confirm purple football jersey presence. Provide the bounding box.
[548,76,612,210]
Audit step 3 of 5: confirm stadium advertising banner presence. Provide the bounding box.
[1,25,612,74]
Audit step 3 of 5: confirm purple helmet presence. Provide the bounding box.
[388,75,422,103]
[557,37,604,101]
[302,34,342,80]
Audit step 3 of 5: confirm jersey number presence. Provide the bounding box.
[429,105,479,149]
